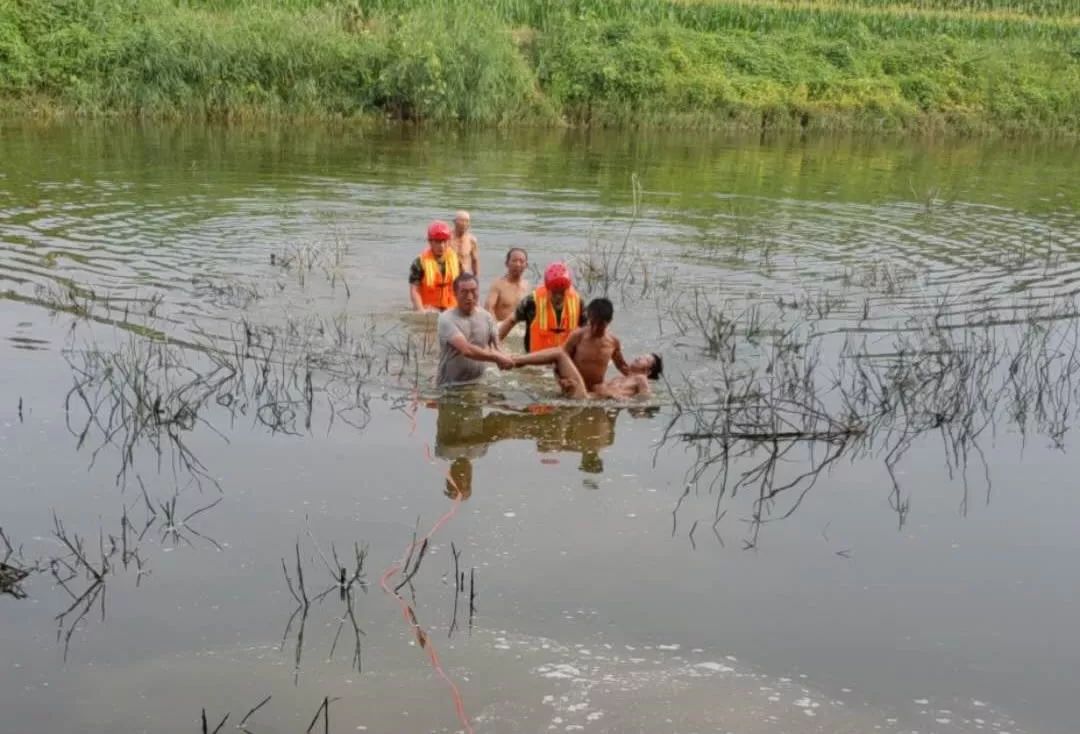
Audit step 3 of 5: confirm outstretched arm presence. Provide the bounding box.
[498,316,517,342]
[449,333,514,370]
[612,338,630,376]
[500,296,532,342]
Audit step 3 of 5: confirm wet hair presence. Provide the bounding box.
[647,352,663,380]
[453,272,478,291]
[586,298,614,324]
[505,247,527,264]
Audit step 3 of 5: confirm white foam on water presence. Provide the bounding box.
[467,630,913,733]
[538,663,582,680]
[153,626,1031,734]
[695,662,735,673]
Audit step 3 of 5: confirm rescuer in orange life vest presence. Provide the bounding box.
[497,262,585,352]
[409,220,461,312]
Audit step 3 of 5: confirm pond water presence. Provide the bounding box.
[1,122,1078,734]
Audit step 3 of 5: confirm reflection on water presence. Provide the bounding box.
[435,397,620,497]
[433,395,665,497]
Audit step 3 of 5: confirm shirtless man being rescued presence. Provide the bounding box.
[563,298,662,398]
[485,247,529,322]
[511,297,663,399]
[451,210,480,276]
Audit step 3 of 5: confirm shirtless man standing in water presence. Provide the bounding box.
[485,247,529,321]
[451,210,480,276]
[513,297,663,399]
[565,298,663,398]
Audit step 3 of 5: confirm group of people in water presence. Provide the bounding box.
[408,211,663,398]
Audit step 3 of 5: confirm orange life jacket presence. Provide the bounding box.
[528,285,581,352]
[417,247,460,310]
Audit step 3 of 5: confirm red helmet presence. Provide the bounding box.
[544,262,573,292]
[427,220,452,242]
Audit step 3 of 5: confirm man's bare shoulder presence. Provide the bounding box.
[563,327,586,349]
[586,330,619,349]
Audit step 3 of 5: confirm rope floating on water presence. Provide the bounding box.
[379,390,474,734]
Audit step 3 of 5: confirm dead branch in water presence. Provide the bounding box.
[663,294,1080,547]
[0,526,33,599]
[236,695,272,731]
[306,696,338,734]
[12,487,223,658]
[59,308,429,491]
[393,537,429,593]
[572,174,675,301]
[281,532,368,681]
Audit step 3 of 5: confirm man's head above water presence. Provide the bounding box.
[586,298,614,334]
[427,220,452,256]
[629,352,663,380]
[453,272,480,315]
[453,210,471,237]
[505,247,527,279]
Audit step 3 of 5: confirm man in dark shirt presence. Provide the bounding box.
[498,262,586,352]
[409,220,459,312]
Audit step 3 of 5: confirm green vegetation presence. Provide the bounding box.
[1,0,1077,133]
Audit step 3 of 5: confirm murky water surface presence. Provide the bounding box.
[2,123,1079,734]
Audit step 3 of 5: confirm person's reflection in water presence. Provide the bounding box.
[446,457,473,500]
[486,405,616,468]
[579,449,604,474]
[434,397,487,500]
[433,396,619,497]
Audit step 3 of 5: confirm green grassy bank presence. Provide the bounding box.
[1,0,1078,134]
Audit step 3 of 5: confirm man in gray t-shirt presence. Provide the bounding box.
[437,273,515,386]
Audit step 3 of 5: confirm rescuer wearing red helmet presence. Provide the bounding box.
[498,261,585,352]
[409,220,461,312]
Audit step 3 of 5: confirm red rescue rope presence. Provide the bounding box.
[379,390,474,734]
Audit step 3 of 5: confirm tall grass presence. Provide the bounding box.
[0,0,539,122]
[1,0,1077,133]
[344,0,1080,40]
